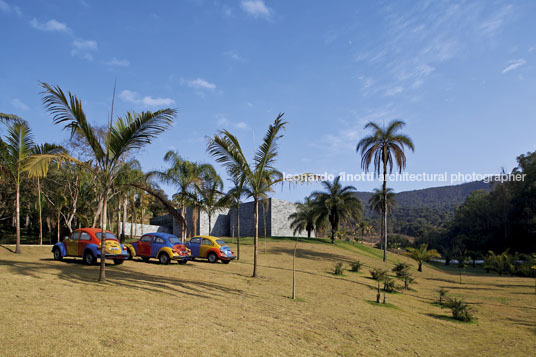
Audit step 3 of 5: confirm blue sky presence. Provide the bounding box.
[1,0,535,202]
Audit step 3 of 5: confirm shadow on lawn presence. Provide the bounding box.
[0,244,15,253]
[0,258,248,300]
[267,246,356,264]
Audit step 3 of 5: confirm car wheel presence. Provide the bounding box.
[142,257,150,263]
[159,253,170,265]
[53,247,62,261]
[128,249,134,260]
[83,251,96,265]
[178,260,187,265]
[208,253,218,264]
[222,260,230,264]
[113,259,124,265]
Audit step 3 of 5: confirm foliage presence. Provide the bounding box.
[288,196,316,238]
[350,260,362,272]
[370,268,387,280]
[406,244,440,272]
[383,276,396,292]
[334,262,344,275]
[443,297,475,322]
[437,288,448,305]
[310,175,363,244]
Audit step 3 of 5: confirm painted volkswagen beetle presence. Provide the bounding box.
[52,228,129,265]
[125,232,191,265]
[186,235,235,264]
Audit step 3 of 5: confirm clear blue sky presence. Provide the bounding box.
[1,0,535,202]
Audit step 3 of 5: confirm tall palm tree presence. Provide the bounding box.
[406,244,440,272]
[356,120,414,261]
[311,176,363,244]
[26,83,175,282]
[0,120,35,253]
[288,196,316,238]
[226,175,246,260]
[207,114,287,277]
[368,187,396,253]
[197,169,227,234]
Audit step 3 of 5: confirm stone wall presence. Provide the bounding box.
[119,222,170,237]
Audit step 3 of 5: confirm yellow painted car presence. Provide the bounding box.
[186,235,235,264]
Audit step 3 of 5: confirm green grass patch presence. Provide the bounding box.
[365,300,399,309]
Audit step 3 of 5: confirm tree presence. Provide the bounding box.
[357,120,414,261]
[406,243,440,272]
[207,114,287,278]
[197,168,227,234]
[226,175,246,260]
[369,187,396,253]
[27,83,175,281]
[288,196,316,238]
[0,120,35,253]
[310,175,363,244]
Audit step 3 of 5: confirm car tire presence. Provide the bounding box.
[83,251,96,265]
[128,249,134,260]
[142,257,150,263]
[222,260,230,264]
[113,259,124,265]
[159,253,170,265]
[208,252,218,264]
[178,260,187,265]
[53,247,63,261]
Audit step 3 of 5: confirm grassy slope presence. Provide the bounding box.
[0,239,534,356]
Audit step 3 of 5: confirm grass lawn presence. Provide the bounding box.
[0,239,534,356]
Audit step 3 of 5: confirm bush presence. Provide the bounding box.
[437,288,448,305]
[383,276,396,292]
[374,234,412,249]
[334,262,344,275]
[392,262,411,277]
[444,297,474,322]
[350,260,362,272]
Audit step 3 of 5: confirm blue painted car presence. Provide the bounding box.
[125,232,191,265]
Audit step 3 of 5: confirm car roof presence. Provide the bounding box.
[75,228,113,234]
[143,232,179,240]
[194,235,221,241]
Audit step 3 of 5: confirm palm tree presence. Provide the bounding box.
[406,244,440,272]
[310,175,363,244]
[26,83,175,282]
[288,196,316,238]
[356,120,414,261]
[0,120,35,253]
[226,175,246,260]
[197,169,227,234]
[207,114,287,278]
[369,187,396,253]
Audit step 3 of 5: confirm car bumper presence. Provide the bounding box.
[221,255,236,261]
[96,252,129,259]
[171,255,192,261]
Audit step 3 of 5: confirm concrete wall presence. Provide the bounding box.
[149,198,311,238]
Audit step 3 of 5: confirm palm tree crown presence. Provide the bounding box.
[407,243,440,272]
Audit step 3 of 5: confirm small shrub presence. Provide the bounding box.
[398,270,415,290]
[444,297,474,322]
[334,262,344,275]
[437,288,448,305]
[383,276,396,292]
[350,260,362,272]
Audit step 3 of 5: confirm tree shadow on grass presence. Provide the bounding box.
[0,259,249,300]
[425,313,477,324]
[267,246,356,264]
[0,244,15,253]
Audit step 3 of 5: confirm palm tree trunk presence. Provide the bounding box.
[208,213,212,235]
[121,195,127,241]
[99,193,108,282]
[56,209,60,243]
[253,197,259,277]
[418,262,422,272]
[307,229,311,238]
[236,204,240,261]
[38,178,43,246]
[15,179,21,254]
[180,204,186,241]
[292,236,298,299]
[382,159,388,262]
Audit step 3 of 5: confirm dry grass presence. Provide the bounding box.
[0,239,535,356]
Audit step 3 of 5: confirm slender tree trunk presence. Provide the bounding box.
[92,199,102,228]
[252,197,258,277]
[236,204,240,260]
[56,209,60,243]
[292,235,298,299]
[15,179,21,254]
[181,204,186,242]
[208,213,212,235]
[121,196,127,241]
[99,192,108,282]
[307,229,311,238]
[116,200,121,239]
[382,159,388,262]
[38,178,43,246]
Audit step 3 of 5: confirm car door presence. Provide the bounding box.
[188,237,201,257]
[200,238,214,258]
[65,231,80,256]
[138,235,152,256]
[151,237,165,258]
[78,231,92,256]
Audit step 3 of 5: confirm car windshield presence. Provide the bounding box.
[168,237,181,244]
[216,239,227,246]
[95,232,118,241]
